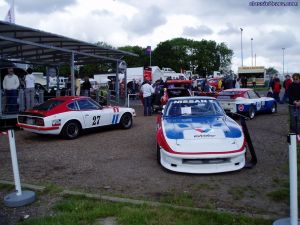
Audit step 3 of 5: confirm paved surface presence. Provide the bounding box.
[0,102,292,223]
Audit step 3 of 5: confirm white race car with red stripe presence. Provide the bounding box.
[17,96,136,139]
[156,96,246,174]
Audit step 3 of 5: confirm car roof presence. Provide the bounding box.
[222,88,252,92]
[50,96,90,101]
[166,80,192,84]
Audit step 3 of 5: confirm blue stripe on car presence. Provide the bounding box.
[164,116,242,139]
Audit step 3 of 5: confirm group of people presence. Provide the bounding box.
[267,74,294,104]
[282,73,300,135]
[2,67,36,113]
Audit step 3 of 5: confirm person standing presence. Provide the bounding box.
[235,77,241,88]
[3,67,20,113]
[280,74,292,104]
[81,76,91,96]
[272,76,281,102]
[25,68,35,109]
[252,76,256,88]
[287,73,300,136]
[140,80,154,116]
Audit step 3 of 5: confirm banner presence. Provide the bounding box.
[143,67,152,81]
[145,46,151,55]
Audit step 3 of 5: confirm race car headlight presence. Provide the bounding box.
[52,119,61,126]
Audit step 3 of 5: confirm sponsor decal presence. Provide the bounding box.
[113,107,119,113]
[195,128,211,133]
[193,128,216,138]
[173,99,213,104]
[194,134,216,138]
[238,104,244,111]
[112,114,119,124]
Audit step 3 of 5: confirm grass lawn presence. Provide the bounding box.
[17,195,273,225]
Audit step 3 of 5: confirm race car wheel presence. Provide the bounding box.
[157,144,161,164]
[248,106,255,119]
[119,113,132,129]
[270,103,277,113]
[61,120,81,139]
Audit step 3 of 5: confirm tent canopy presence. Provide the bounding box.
[0,20,137,66]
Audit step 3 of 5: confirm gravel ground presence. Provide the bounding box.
[0,102,291,224]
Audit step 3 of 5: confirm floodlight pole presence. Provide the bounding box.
[282,48,285,77]
[251,38,253,67]
[240,28,244,67]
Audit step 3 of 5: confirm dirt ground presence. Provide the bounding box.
[0,102,291,224]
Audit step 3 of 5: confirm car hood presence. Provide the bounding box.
[162,116,244,153]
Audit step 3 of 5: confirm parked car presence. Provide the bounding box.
[208,77,222,91]
[217,88,277,119]
[17,96,136,139]
[153,80,192,111]
[156,96,246,174]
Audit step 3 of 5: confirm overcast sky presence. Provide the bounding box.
[0,0,299,73]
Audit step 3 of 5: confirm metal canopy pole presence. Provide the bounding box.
[70,52,75,96]
[116,60,119,104]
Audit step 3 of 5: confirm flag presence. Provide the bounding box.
[4,0,15,23]
[145,46,151,55]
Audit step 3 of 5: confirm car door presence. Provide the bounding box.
[247,90,263,111]
[77,99,104,128]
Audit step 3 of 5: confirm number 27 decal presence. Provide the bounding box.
[92,116,101,125]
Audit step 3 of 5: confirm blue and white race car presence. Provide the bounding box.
[217,88,277,119]
[156,96,246,174]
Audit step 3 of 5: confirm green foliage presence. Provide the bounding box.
[43,183,64,194]
[160,192,195,207]
[266,67,279,75]
[19,195,272,225]
[152,38,233,76]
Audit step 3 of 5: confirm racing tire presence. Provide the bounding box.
[248,106,256,119]
[119,113,132,129]
[61,120,81,139]
[157,144,161,164]
[270,103,277,114]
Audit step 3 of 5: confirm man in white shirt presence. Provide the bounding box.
[25,68,36,109]
[140,80,154,116]
[3,67,20,113]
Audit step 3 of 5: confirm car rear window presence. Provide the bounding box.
[33,100,64,111]
[167,89,191,98]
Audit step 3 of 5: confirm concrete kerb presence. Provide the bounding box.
[0,180,275,221]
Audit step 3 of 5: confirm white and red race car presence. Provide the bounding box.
[17,96,136,139]
[156,96,246,174]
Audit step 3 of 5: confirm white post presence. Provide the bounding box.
[7,129,22,196]
[290,134,298,225]
[273,133,299,225]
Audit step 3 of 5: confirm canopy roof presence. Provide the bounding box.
[0,21,137,66]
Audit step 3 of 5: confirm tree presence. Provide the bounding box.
[118,46,148,67]
[150,38,233,76]
[266,67,278,75]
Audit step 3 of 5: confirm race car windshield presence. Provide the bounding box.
[33,100,64,111]
[166,99,224,117]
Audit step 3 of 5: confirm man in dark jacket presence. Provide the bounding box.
[287,73,300,135]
